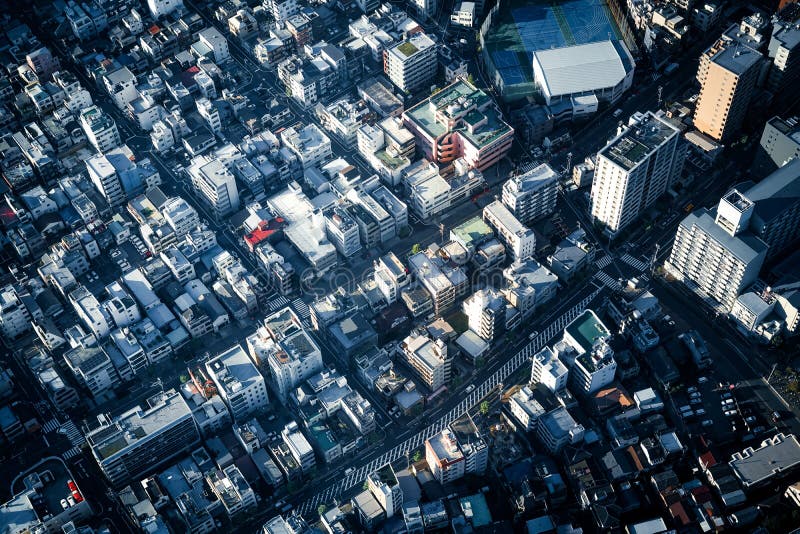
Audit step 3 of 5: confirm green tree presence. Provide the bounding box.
[410,243,422,255]
[475,357,486,368]
[412,450,422,462]
[480,401,490,416]
[317,504,327,516]
[362,480,369,491]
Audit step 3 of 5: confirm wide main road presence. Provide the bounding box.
[293,283,604,516]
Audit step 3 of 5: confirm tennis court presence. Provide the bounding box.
[483,0,622,99]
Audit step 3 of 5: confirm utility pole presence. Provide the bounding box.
[439,222,445,244]
[657,85,664,108]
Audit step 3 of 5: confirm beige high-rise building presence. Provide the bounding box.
[693,42,762,142]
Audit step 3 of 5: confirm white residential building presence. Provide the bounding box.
[502,259,559,318]
[80,106,121,152]
[502,163,558,224]
[198,27,230,63]
[425,428,465,484]
[373,251,409,304]
[531,346,568,392]
[0,285,31,340]
[197,98,222,134]
[147,0,183,18]
[590,111,684,237]
[368,465,403,518]
[86,390,200,487]
[280,124,332,169]
[282,421,316,472]
[384,33,438,93]
[399,330,450,390]
[325,207,362,257]
[206,344,269,421]
[537,406,585,453]
[266,0,299,23]
[247,307,324,400]
[509,386,546,431]
[64,345,119,398]
[450,2,475,27]
[561,310,616,394]
[70,285,112,339]
[463,288,506,341]
[483,200,536,260]
[188,156,240,218]
[162,197,200,236]
[665,191,769,310]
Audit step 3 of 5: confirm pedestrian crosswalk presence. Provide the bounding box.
[291,298,310,319]
[42,418,61,433]
[63,447,82,461]
[593,270,622,291]
[59,421,85,448]
[621,253,648,272]
[268,295,290,311]
[595,255,612,269]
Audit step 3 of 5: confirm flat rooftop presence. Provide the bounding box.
[564,309,610,353]
[428,428,464,463]
[601,111,678,171]
[730,433,800,487]
[404,80,513,150]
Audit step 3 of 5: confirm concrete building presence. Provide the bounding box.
[0,285,31,340]
[26,47,59,79]
[399,330,451,391]
[729,433,800,489]
[86,389,200,487]
[502,163,558,224]
[536,406,585,453]
[384,32,438,93]
[502,259,559,318]
[449,414,488,476]
[665,192,769,310]
[561,310,616,394]
[425,428,465,484]
[403,80,514,171]
[509,385,546,430]
[247,307,324,400]
[766,19,800,106]
[408,251,467,316]
[374,252,409,304]
[483,200,536,260]
[753,116,800,175]
[266,0,299,23]
[531,346,568,392]
[694,39,763,142]
[734,159,800,260]
[197,27,230,63]
[590,111,684,237]
[80,105,121,153]
[206,344,268,422]
[197,98,222,134]
[462,288,506,341]
[148,0,183,18]
[188,155,240,218]
[282,421,315,473]
[368,464,403,518]
[325,207,362,257]
[64,345,119,398]
[281,124,332,169]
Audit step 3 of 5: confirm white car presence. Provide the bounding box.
[724,409,738,417]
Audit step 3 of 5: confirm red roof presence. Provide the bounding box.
[244,218,285,248]
[698,451,716,470]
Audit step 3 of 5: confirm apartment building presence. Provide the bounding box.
[754,116,800,175]
[147,0,183,18]
[374,251,409,304]
[531,346,569,392]
[64,345,119,398]
[694,40,763,142]
[425,415,487,484]
[282,421,315,473]
[483,200,536,260]
[80,105,121,153]
[666,191,769,310]
[502,162,558,224]
[589,111,684,237]
[325,207,362,257]
[408,251,467,316]
[368,464,403,518]
[197,27,230,63]
[0,285,31,340]
[384,33,438,93]
[502,259,559,318]
[462,288,506,341]
[247,307,324,399]
[86,389,200,487]
[537,406,585,453]
[206,344,269,422]
[509,386,546,431]
[399,330,451,391]
[403,80,514,170]
[188,156,240,218]
[280,124,332,169]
